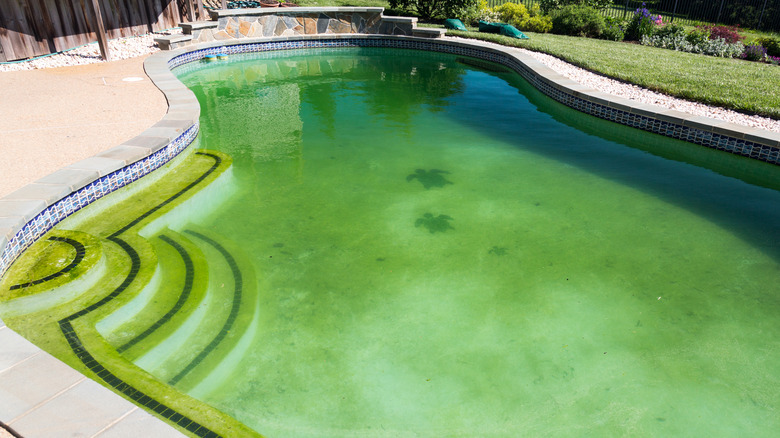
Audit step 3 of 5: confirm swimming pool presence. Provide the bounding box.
[1,37,779,437]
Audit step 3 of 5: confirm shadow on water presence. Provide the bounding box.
[449,61,780,263]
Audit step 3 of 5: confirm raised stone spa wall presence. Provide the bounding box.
[172,7,419,48]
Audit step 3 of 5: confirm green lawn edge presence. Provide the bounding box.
[447,30,780,120]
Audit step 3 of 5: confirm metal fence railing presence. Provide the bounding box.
[484,0,780,32]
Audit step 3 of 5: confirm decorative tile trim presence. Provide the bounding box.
[0,124,198,279]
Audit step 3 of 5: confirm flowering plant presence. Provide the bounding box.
[742,43,767,61]
[625,3,661,41]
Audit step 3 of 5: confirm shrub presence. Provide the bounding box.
[625,3,661,41]
[539,0,614,14]
[389,0,478,21]
[494,2,530,24]
[642,33,745,58]
[600,17,625,41]
[742,43,767,61]
[454,0,485,24]
[755,36,780,57]
[700,24,744,44]
[653,23,685,39]
[551,4,605,38]
[685,27,710,46]
[493,2,552,33]
[523,14,554,33]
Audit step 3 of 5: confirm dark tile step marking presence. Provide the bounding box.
[0,420,24,438]
[9,236,86,290]
[169,230,243,386]
[117,235,195,354]
[57,152,224,438]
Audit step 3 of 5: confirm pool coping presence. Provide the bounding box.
[1,33,779,437]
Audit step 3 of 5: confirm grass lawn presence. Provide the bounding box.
[448,30,780,120]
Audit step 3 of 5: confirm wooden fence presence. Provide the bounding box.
[0,0,199,62]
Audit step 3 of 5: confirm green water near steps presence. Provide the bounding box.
[171,48,780,437]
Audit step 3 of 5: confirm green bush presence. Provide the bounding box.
[389,0,478,21]
[524,14,554,33]
[755,36,780,57]
[493,2,553,33]
[494,2,530,23]
[540,0,614,14]
[600,17,625,41]
[653,23,685,39]
[551,4,605,38]
[685,27,710,46]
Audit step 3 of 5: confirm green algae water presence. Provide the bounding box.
[2,47,779,437]
[172,48,780,436]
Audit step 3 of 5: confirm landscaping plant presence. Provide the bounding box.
[742,43,767,61]
[754,36,780,57]
[551,4,605,38]
[625,2,661,41]
[493,2,552,33]
[700,24,744,44]
[388,0,477,21]
[539,0,613,14]
[600,16,625,41]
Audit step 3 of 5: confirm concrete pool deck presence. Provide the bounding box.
[0,55,184,437]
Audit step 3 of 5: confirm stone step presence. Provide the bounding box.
[412,27,447,38]
[179,21,219,36]
[153,34,193,51]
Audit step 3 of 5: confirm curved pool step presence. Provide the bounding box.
[101,230,210,361]
[132,228,239,382]
[0,231,107,317]
[162,226,260,394]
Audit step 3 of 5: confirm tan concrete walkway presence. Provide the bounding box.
[0,56,184,438]
[0,55,167,198]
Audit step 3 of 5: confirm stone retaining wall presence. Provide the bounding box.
[188,7,415,44]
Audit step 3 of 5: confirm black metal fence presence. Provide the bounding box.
[485,0,780,32]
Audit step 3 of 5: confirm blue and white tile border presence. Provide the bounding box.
[2,33,779,281]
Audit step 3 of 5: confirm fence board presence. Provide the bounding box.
[0,0,185,62]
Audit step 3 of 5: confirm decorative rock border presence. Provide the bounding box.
[0,26,778,437]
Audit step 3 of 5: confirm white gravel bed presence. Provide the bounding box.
[3,32,777,134]
[511,45,780,134]
[0,29,181,72]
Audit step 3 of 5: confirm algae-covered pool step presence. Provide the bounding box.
[162,227,261,396]
[100,230,210,361]
[0,231,105,317]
